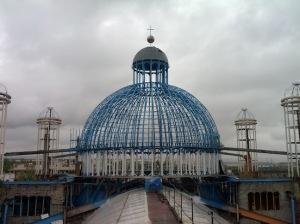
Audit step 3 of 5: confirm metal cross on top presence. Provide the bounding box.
[147,26,154,36]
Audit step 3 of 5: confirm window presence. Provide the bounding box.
[36,196,43,215]
[261,192,267,210]
[267,192,274,210]
[44,197,51,214]
[248,192,254,210]
[11,196,51,217]
[274,192,280,210]
[247,191,280,211]
[254,192,260,210]
[28,197,36,216]
[21,197,28,216]
[13,196,21,217]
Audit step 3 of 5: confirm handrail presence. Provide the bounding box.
[162,185,230,224]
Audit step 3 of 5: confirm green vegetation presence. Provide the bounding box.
[19,169,36,180]
[3,159,13,173]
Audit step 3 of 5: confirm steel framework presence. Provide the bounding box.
[79,37,220,177]
[281,82,300,177]
[0,84,11,178]
[35,107,62,176]
[235,108,258,174]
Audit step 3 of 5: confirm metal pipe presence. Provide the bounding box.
[222,147,289,155]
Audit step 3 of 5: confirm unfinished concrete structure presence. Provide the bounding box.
[0,178,72,224]
[235,108,258,174]
[35,107,62,177]
[281,82,300,178]
[0,84,11,179]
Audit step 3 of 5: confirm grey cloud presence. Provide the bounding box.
[0,0,299,163]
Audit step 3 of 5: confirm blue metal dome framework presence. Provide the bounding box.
[80,83,219,151]
[79,40,221,177]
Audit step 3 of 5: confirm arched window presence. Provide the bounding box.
[248,192,254,210]
[254,192,260,210]
[274,192,280,210]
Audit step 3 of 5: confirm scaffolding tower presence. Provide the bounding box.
[0,84,11,178]
[281,82,300,177]
[36,107,62,177]
[235,108,258,174]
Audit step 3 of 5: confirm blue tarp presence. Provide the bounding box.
[73,185,106,207]
[144,178,162,192]
[32,213,63,224]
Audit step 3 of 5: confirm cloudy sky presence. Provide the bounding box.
[0,0,299,162]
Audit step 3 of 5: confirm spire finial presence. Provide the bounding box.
[147,25,154,36]
[147,25,155,45]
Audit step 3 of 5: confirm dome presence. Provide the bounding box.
[133,46,168,64]
[0,83,11,103]
[234,108,257,126]
[283,81,300,98]
[80,83,220,151]
[37,107,62,125]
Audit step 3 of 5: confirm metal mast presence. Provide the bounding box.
[234,108,258,175]
[36,107,62,177]
[281,81,300,177]
[0,84,11,179]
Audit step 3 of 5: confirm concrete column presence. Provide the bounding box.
[131,150,134,176]
[151,149,154,176]
[104,151,107,175]
[112,150,115,176]
[160,152,163,176]
[202,152,206,175]
[141,151,144,176]
[96,152,100,176]
[116,151,119,176]
[122,150,126,176]
[180,149,183,175]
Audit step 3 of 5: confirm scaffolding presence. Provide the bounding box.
[235,108,258,174]
[35,107,62,177]
[0,84,11,178]
[281,82,300,177]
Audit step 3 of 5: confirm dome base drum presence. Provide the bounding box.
[81,149,220,177]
